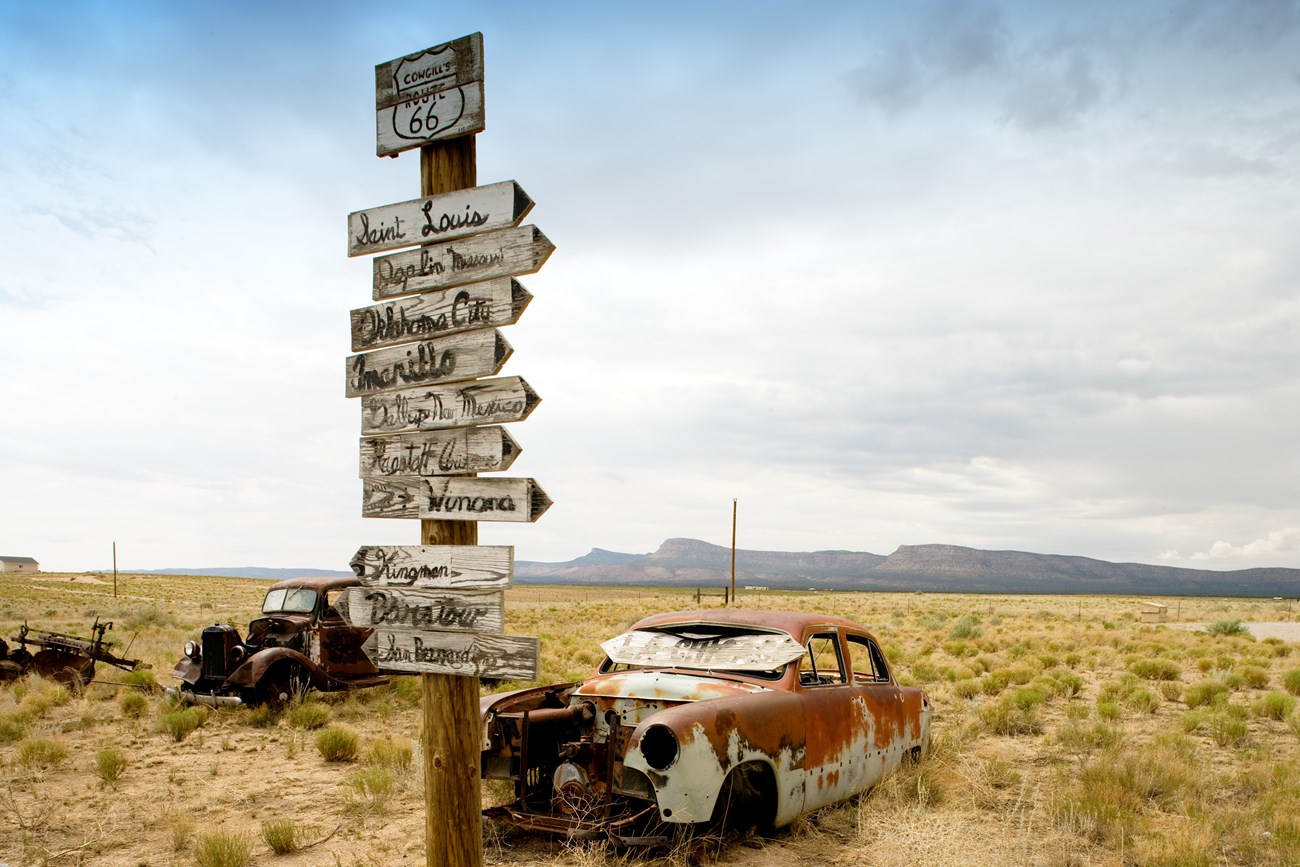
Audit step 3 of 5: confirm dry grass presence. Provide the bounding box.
[0,572,1298,865]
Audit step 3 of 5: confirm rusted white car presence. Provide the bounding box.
[480,609,931,844]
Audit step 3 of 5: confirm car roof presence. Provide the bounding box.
[265,575,362,592]
[628,608,870,640]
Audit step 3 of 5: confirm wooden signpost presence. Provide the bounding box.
[360,428,519,477]
[344,328,512,397]
[361,475,552,522]
[372,225,554,300]
[360,375,541,435]
[350,277,532,351]
[350,544,513,588]
[344,32,550,867]
[347,181,534,257]
[375,34,485,157]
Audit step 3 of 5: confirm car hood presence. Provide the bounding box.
[572,669,772,703]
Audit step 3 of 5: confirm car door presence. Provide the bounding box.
[796,628,874,812]
[844,632,909,787]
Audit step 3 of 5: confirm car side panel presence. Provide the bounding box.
[624,690,808,826]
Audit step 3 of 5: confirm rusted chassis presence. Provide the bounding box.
[479,612,932,845]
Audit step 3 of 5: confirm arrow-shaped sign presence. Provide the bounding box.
[362,476,552,523]
[365,627,539,680]
[361,375,540,435]
[348,181,534,258]
[350,277,532,353]
[350,544,513,588]
[337,586,504,634]
[372,225,554,301]
[345,329,511,398]
[360,427,519,477]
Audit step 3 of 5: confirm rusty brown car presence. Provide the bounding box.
[169,576,385,706]
[480,609,931,845]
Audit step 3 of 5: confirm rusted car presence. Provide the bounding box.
[169,576,385,706]
[480,609,931,844]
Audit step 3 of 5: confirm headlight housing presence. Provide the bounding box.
[640,724,679,770]
[184,640,200,661]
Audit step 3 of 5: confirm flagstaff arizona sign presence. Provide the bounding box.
[360,428,519,477]
[374,33,485,157]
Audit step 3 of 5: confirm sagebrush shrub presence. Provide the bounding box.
[315,725,359,761]
[192,830,252,867]
[95,747,128,786]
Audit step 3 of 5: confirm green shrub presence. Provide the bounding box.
[366,736,414,770]
[119,691,148,718]
[260,819,298,854]
[1210,714,1248,747]
[1184,681,1230,709]
[123,669,160,692]
[1125,688,1161,714]
[347,765,396,810]
[160,707,203,742]
[980,695,1042,735]
[192,830,253,867]
[1206,620,1247,637]
[948,613,983,640]
[1256,691,1298,721]
[95,747,128,786]
[1159,681,1183,702]
[245,704,277,728]
[289,702,331,730]
[1014,685,1048,711]
[1097,699,1121,720]
[17,736,68,769]
[1057,673,1084,698]
[1130,658,1181,681]
[1239,666,1270,689]
[1282,669,1300,697]
[315,725,359,762]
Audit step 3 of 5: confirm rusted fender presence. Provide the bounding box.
[624,690,807,826]
[225,648,319,689]
[172,656,201,685]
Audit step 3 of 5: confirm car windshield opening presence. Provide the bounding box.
[599,624,805,679]
[262,588,318,615]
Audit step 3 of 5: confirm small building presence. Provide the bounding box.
[1139,601,1168,623]
[0,556,40,573]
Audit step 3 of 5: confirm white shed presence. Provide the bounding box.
[0,556,40,572]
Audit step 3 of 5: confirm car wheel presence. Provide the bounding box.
[253,662,308,707]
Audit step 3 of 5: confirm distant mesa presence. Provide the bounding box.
[516,538,1300,597]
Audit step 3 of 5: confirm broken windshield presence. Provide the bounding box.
[600,624,806,676]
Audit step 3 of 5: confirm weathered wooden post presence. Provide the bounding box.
[343,35,552,867]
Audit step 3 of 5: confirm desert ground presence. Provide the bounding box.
[1,571,1299,867]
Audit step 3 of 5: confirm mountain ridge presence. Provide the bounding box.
[517,538,1300,596]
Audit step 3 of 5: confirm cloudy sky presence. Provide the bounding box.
[2,0,1298,573]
